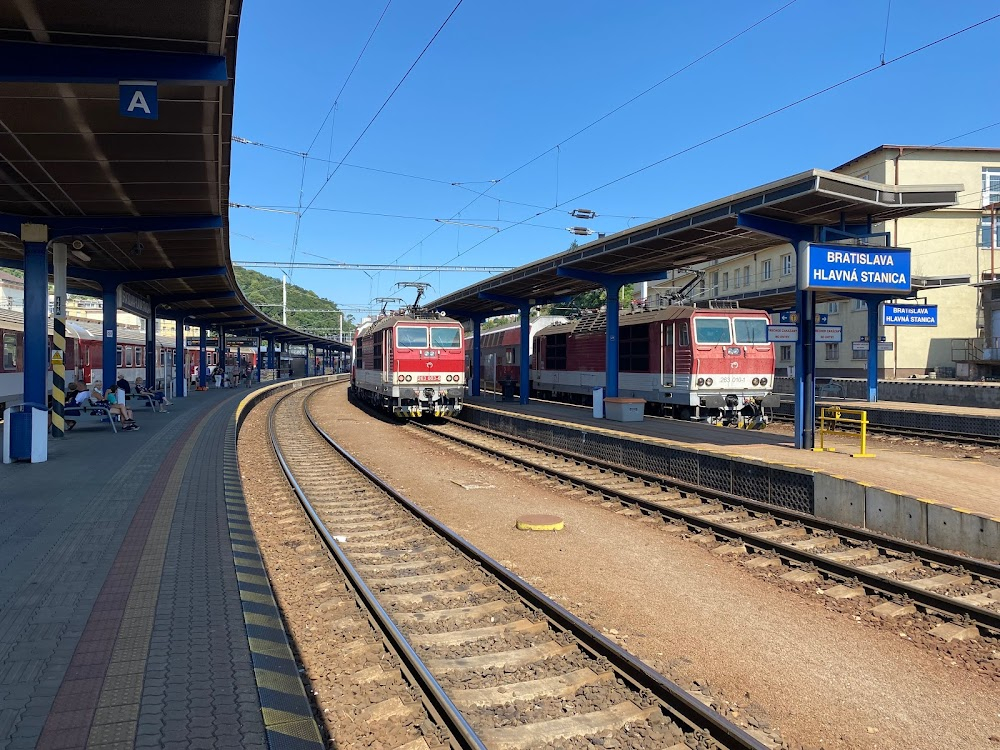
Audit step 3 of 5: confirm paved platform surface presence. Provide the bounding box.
[468,396,1000,518]
[785,396,1000,418]
[0,380,322,750]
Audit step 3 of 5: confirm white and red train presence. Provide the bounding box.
[473,304,778,426]
[0,309,225,411]
[351,311,466,417]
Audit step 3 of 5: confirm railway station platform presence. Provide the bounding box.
[460,395,1000,563]
[0,378,331,750]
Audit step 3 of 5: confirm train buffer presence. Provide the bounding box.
[814,406,875,458]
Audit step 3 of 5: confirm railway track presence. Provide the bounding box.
[268,384,766,750]
[406,417,1000,641]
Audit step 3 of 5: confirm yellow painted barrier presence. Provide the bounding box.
[814,406,875,458]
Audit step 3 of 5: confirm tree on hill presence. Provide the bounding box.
[234,266,354,339]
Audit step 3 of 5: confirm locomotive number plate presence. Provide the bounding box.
[416,375,440,382]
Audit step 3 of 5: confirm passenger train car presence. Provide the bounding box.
[472,303,778,426]
[0,309,214,412]
[468,315,567,392]
[351,311,465,417]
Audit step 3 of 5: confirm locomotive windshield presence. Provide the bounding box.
[431,327,462,348]
[694,318,732,344]
[397,326,428,348]
[733,318,768,344]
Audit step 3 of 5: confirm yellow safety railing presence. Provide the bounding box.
[813,406,875,458]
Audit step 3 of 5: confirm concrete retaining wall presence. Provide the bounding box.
[461,404,1000,564]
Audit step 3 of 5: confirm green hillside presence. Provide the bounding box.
[234,266,354,339]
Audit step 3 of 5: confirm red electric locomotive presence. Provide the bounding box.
[351,311,466,417]
[532,303,777,425]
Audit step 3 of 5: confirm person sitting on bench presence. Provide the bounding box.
[134,377,171,412]
[101,384,139,431]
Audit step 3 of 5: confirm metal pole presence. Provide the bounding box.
[282,273,287,325]
[867,297,879,403]
[51,243,67,438]
[102,285,118,391]
[199,327,208,388]
[471,316,483,396]
[175,318,186,398]
[217,325,225,387]
[146,307,156,387]
[605,283,622,398]
[518,304,531,404]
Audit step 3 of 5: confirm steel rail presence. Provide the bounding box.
[267,386,488,750]
[317,388,768,750]
[413,419,1000,634]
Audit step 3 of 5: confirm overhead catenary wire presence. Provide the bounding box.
[414,11,1000,281]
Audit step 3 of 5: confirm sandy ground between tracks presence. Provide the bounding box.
[309,385,1000,750]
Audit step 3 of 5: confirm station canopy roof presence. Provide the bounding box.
[0,1,345,348]
[426,170,961,317]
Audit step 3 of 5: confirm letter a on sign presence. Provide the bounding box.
[119,81,158,120]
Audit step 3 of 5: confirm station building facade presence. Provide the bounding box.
[654,145,1000,379]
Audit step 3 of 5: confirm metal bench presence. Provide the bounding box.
[64,404,118,433]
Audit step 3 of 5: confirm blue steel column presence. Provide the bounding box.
[605,284,622,398]
[217,325,225,386]
[267,337,275,370]
[518,304,530,404]
[866,297,880,403]
[794,240,816,450]
[102,286,118,389]
[257,335,263,381]
[23,241,48,406]
[145,309,156,388]
[199,327,208,388]
[471,315,483,396]
[174,318,185,397]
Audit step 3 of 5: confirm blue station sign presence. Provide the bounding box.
[119,80,158,120]
[801,243,911,293]
[882,303,938,327]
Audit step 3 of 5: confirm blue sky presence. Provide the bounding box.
[229,1,1000,319]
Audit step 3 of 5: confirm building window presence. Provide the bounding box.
[852,348,867,360]
[854,299,867,311]
[743,265,751,287]
[825,343,840,360]
[983,167,1000,207]
[781,253,792,276]
[117,344,123,367]
[779,344,792,362]
[980,217,999,248]
[711,271,719,293]
[828,301,840,314]
[734,269,741,288]
[698,278,706,297]
[761,259,772,281]
[618,324,650,372]
[2,333,15,370]
[722,272,729,291]
[856,171,871,181]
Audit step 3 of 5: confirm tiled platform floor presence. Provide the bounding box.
[0,380,322,750]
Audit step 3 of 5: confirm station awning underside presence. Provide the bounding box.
[427,170,961,318]
[0,2,345,349]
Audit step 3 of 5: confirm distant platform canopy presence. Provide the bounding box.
[427,170,960,317]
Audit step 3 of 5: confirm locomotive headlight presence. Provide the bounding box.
[405,375,412,382]
[752,377,761,386]
[398,374,405,382]
[705,378,713,386]
[697,378,705,387]
[760,377,768,385]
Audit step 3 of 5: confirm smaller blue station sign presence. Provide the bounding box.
[882,303,938,327]
[801,243,911,293]
[119,80,158,120]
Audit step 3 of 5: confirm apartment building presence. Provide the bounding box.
[654,146,1000,378]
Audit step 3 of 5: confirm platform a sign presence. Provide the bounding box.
[802,243,911,293]
[882,303,938,327]
[120,80,158,120]
[767,325,798,342]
